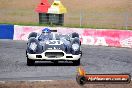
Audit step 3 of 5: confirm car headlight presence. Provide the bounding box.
[72,43,79,51]
[29,42,37,51]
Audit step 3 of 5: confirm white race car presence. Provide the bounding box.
[26,28,82,66]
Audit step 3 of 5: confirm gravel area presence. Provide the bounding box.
[0,80,132,88]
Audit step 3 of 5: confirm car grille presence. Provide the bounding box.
[45,52,64,58]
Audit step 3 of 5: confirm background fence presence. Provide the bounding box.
[33,12,132,30]
[64,12,131,30]
[0,0,131,30]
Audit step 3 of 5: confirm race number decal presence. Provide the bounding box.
[49,40,60,45]
[46,40,63,45]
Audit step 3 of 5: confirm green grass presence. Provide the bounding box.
[0,22,131,30]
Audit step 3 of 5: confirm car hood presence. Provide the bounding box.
[40,40,65,51]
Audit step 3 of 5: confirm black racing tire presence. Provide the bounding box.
[71,32,79,38]
[27,57,35,66]
[80,51,82,57]
[73,58,80,66]
[28,32,37,39]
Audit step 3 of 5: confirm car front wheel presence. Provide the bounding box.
[73,58,80,66]
[27,57,35,66]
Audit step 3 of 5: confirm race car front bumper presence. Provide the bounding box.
[27,50,81,61]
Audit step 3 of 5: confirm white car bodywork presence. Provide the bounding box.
[26,31,82,65]
[27,50,81,61]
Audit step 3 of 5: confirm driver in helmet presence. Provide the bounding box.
[38,28,52,41]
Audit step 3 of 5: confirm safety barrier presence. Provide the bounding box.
[0,24,14,39]
[1,24,132,48]
[13,25,132,48]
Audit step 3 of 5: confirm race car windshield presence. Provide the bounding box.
[38,33,52,41]
[42,32,49,35]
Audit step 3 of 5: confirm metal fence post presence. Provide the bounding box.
[125,12,128,30]
[80,12,83,27]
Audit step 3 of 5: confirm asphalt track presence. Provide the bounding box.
[0,40,132,81]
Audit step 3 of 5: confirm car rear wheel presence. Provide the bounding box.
[27,57,35,66]
[73,58,80,66]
